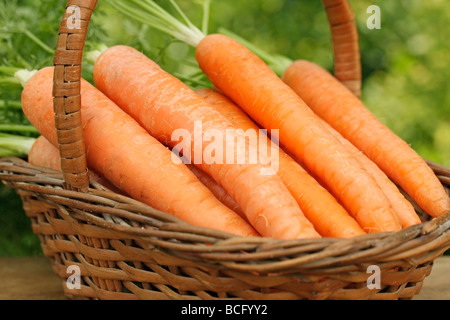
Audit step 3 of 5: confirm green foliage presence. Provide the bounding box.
[0,184,42,256]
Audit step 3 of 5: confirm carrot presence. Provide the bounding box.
[196,88,366,238]
[21,66,259,237]
[103,0,401,233]
[282,60,450,218]
[195,30,420,227]
[31,133,246,219]
[319,121,422,228]
[28,135,62,171]
[194,34,401,233]
[185,163,245,220]
[93,45,320,240]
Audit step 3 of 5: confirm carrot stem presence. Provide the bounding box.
[200,0,211,35]
[13,69,38,87]
[167,0,196,30]
[21,28,55,55]
[5,25,55,55]
[0,135,36,158]
[85,44,109,66]
[0,124,40,134]
[0,77,20,85]
[217,27,293,77]
[173,72,212,88]
[0,68,39,87]
[0,100,22,110]
[112,1,292,76]
[0,147,16,157]
[108,0,205,47]
[0,66,21,75]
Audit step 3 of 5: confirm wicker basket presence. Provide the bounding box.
[1,0,450,300]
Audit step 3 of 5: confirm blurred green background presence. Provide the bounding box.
[0,0,449,256]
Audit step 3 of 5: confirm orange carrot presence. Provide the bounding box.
[196,88,366,238]
[195,34,401,233]
[28,135,62,171]
[31,134,245,218]
[21,67,259,237]
[93,45,320,240]
[282,60,450,218]
[185,163,245,219]
[320,121,422,228]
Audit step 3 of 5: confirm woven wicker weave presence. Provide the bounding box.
[1,0,449,300]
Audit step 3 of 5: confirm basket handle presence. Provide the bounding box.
[53,0,98,192]
[322,0,362,98]
[52,0,362,192]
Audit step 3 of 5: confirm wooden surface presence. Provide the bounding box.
[0,256,449,300]
[0,256,67,300]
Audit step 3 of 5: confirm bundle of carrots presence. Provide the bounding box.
[18,0,450,241]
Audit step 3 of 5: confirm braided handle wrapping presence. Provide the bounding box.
[53,0,98,192]
[322,0,362,98]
